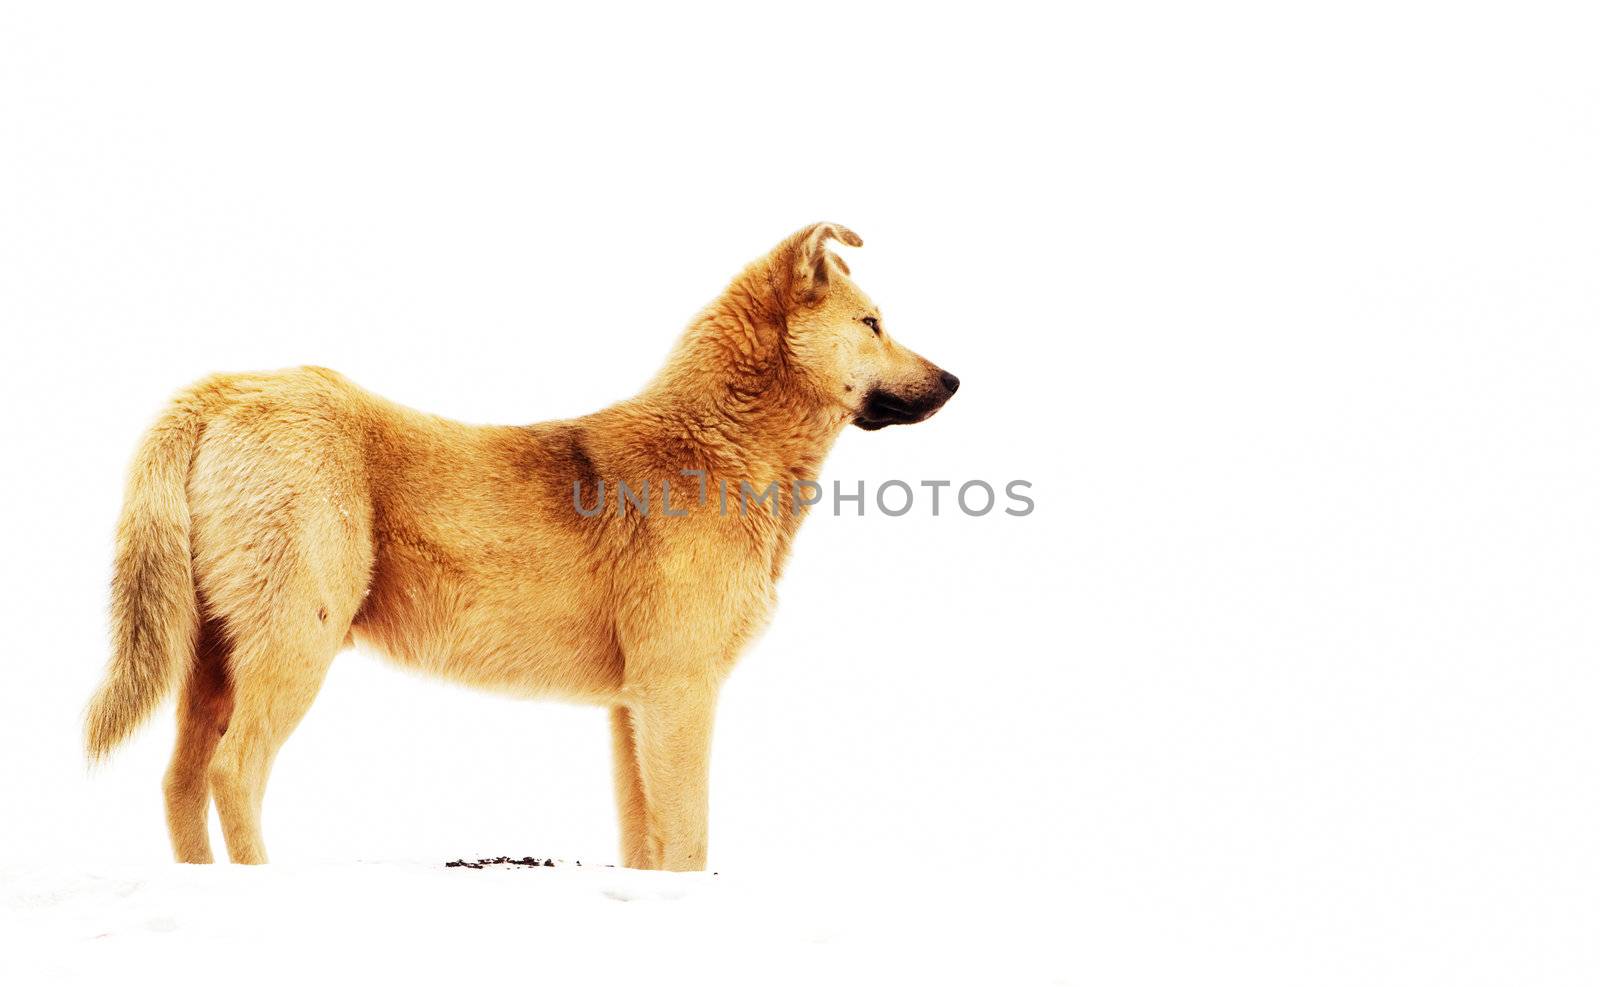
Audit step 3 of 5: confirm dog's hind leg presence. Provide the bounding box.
[162,615,234,863]
[184,403,373,864]
[209,618,343,865]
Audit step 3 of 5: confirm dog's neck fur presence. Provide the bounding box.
[629,252,848,485]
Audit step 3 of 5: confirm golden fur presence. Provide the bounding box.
[84,223,957,870]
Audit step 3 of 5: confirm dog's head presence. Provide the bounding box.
[779,223,959,430]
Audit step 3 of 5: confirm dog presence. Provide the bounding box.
[84,223,959,870]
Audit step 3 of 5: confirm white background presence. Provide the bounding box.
[2,2,1597,984]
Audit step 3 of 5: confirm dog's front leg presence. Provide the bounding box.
[609,706,652,868]
[628,684,719,871]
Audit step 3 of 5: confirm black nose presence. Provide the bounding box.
[939,371,960,394]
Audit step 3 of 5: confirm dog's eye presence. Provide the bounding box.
[862,316,881,335]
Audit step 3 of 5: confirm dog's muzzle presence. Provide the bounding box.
[853,371,960,430]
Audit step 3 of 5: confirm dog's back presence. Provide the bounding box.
[86,367,627,764]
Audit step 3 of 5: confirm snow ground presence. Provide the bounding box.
[2,860,1061,985]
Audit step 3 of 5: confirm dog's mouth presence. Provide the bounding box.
[853,389,942,431]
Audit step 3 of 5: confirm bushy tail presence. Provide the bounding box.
[85,391,210,761]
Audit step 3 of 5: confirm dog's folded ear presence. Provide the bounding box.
[789,222,863,304]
